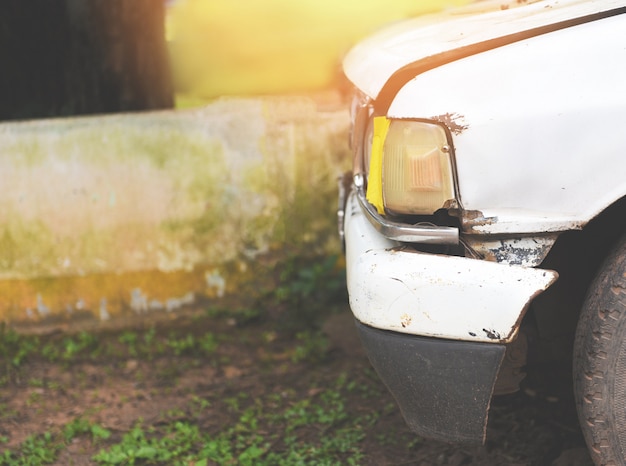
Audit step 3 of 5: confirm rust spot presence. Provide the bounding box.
[431,112,469,135]
[462,235,559,267]
[400,313,412,328]
[492,241,545,265]
[462,210,497,225]
[483,328,501,340]
[461,210,480,220]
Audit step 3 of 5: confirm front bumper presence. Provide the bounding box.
[344,192,557,344]
[344,191,558,443]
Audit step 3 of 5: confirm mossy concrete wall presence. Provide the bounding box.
[0,97,350,327]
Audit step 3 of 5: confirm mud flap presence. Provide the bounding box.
[356,320,505,444]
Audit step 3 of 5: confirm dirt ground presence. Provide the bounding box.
[0,294,595,466]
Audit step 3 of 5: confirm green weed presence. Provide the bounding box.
[63,418,110,442]
[92,422,200,465]
[0,432,59,465]
[0,326,39,370]
[91,374,369,465]
[166,333,196,356]
[0,418,110,465]
[0,404,17,422]
[116,328,167,359]
[190,395,211,411]
[118,331,139,356]
[164,331,219,357]
[198,332,218,354]
[93,374,366,466]
[291,330,329,363]
[61,331,99,360]
[276,255,345,305]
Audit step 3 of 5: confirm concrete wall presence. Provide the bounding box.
[0,97,350,327]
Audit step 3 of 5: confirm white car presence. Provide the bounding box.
[339,0,626,463]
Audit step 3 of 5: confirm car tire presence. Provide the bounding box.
[574,234,626,466]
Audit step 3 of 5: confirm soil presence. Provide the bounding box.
[0,301,594,466]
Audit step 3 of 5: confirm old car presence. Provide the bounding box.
[338,0,626,464]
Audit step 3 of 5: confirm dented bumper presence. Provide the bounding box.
[344,192,558,344]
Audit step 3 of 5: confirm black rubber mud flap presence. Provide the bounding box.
[356,321,505,444]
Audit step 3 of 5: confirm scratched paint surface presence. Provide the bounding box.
[0,97,350,324]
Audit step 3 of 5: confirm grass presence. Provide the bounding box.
[0,418,111,466]
[0,374,391,465]
[0,340,391,465]
[88,376,370,466]
[0,254,423,465]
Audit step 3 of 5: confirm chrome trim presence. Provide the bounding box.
[355,181,459,245]
[337,172,352,243]
[352,99,371,178]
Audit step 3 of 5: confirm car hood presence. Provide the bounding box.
[343,0,626,100]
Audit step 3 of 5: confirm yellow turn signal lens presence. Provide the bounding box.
[365,117,390,214]
[382,120,455,215]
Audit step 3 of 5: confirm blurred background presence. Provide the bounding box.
[0,0,470,121]
[167,0,470,107]
[0,0,469,322]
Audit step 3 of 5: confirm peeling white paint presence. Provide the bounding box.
[205,269,226,298]
[165,292,195,313]
[149,299,164,311]
[36,294,50,317]
[99,298,110,321]
[130,288,149,314]
[463,234,559,267]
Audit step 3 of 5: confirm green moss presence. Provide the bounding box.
[0,98,350,323]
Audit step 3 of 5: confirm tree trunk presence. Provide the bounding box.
[0,0,173,121]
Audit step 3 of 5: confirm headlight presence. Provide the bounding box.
[366,117,455,216]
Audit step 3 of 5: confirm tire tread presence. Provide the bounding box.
[574,235,626,466]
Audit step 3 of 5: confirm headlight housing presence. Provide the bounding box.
[366,117,456,216]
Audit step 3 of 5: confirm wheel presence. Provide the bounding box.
[574,234,626,466]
